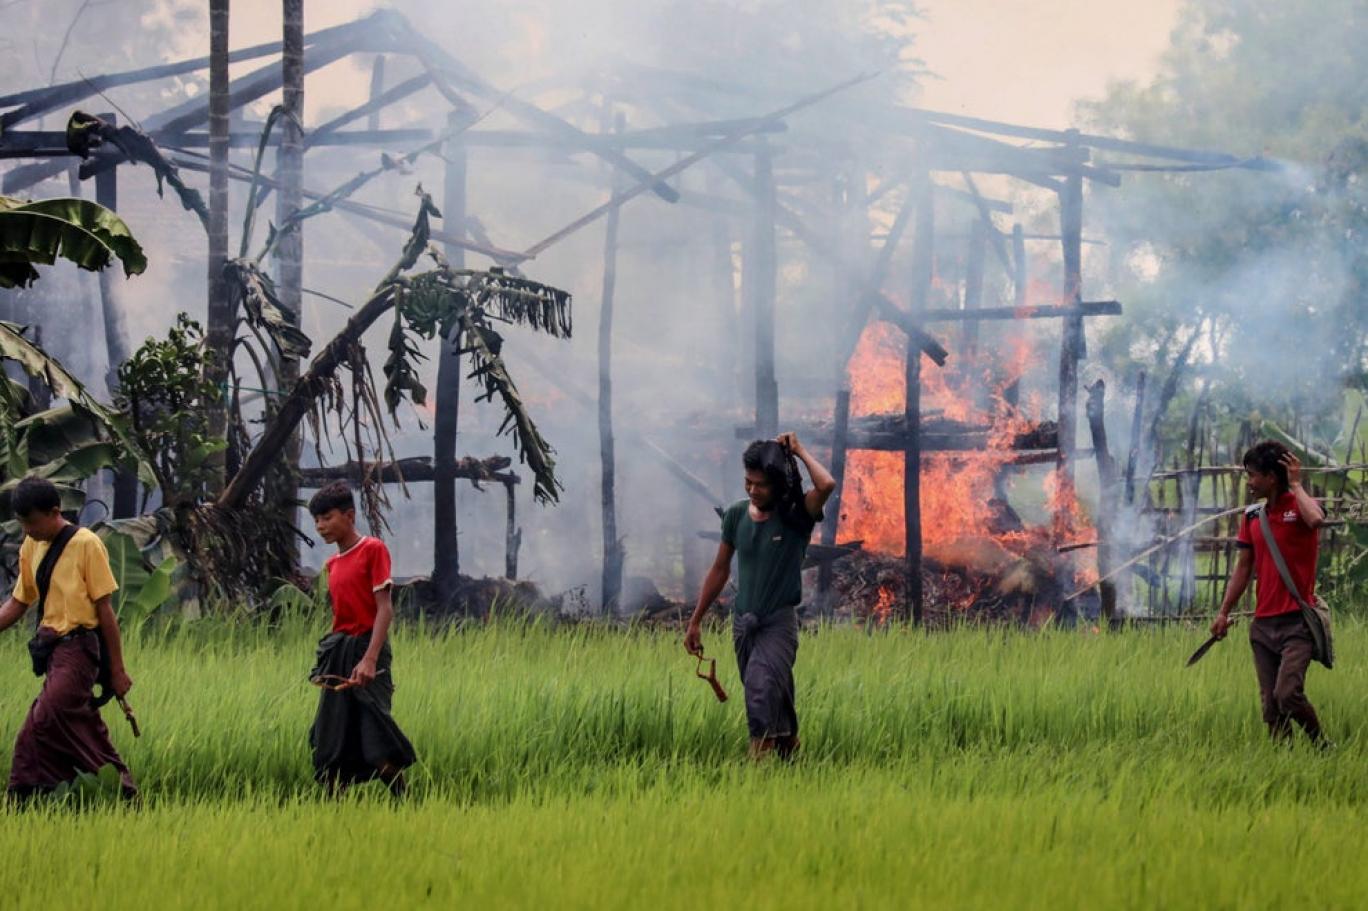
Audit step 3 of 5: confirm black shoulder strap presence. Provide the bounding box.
[33,523,79,630]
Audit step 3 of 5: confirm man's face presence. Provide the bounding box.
[18,508,64,542]
[1245,467,1277,499]
[312,507,356,545]
[744,469,775,511]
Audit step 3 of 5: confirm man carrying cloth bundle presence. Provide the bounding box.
[1211,440,1329,746]
[0,477,136,800]
[686,433,836,760]
[308,482,416,796]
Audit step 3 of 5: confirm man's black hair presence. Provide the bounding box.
[1242,439,1291,489]
[11,477,62,519]
[308,480,356,517]
[742,439,808,529]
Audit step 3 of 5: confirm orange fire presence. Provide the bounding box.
[871,585,897,625]
[836,320,1096,609]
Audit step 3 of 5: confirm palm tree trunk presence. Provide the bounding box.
[433,111,467,599]
[598,109,625,615]
[204,0,232,492]
[269,0,305,547]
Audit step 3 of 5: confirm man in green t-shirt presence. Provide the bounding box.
[685,432,835,760]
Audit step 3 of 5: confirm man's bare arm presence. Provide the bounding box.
[94,596,133,696]
[684,542,733,655]
[351,587,394,686]
[1211,548,1254,638]
[0,596,30,633]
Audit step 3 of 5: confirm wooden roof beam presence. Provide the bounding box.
[306,73,433,149]
[0,15,376,129]
[395,20,683,204]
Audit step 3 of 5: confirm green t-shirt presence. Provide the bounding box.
[721,498,821,617]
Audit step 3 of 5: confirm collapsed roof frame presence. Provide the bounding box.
[0,10,1273,616]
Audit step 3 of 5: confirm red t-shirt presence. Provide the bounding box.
[325,536,393,635]
[1236,492,1319,618]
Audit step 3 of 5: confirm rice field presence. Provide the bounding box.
[2,613,1366,909]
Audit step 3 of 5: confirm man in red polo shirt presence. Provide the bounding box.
[1211,440,1326,744]
[307,482,415,796]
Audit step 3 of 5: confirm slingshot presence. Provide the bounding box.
[694,653,728,703]
[309,668,389,692]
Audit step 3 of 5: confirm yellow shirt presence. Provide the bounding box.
[12,527,118,635]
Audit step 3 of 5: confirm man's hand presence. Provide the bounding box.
[1210,612,1233,640]
[111,668,133,698]
[1281,451,1303,488]
[776,431,804,455]
[684,622,703,657]
[350,655,378,687]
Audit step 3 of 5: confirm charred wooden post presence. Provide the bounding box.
[1055,155,1084,504]
[818,160,864,617]
[961,219,987,355]
[504,478,520,580]
[269,0,305,556]
[205,0,232,492]
[598,109,626,614]
[1005,222,1026,409]
[817,387,852,611]
[1124,370,1148,505]
[1178,389,1207,610]
[433,110,469,599]
[91,113,139,518]
[1054,143,1084,622]
[681,479,703,608]
[904,172,934,625]
[751,140,779,438]
[1085,379,1120,627]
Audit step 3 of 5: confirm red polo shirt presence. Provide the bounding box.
[325,536,393,635]
[1236,492,1319,618]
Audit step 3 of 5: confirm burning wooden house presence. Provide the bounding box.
[0,9,1279,621]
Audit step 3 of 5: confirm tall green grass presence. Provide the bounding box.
[1,618,1365,908]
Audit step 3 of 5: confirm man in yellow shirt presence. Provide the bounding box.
[0,478,136,799]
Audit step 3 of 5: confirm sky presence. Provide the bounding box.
[912,0,1182,127]
[174,0,1183,130]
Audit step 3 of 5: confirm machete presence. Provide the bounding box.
[1187,616,1241,667]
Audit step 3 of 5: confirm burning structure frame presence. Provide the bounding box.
[0,9,1277,620]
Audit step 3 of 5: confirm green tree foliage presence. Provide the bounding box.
[1080,0,1367,434]
[114,314,224,508]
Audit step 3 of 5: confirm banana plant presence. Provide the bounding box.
[0,194,147,289]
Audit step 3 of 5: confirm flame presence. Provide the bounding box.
[872,585,896,625]
[836,320,1096,610]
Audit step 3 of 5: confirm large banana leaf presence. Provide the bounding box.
[0,195,147,289]
[100,528,177,622]
[0,322,155,486]
[461,318,561,505]
[97,512,199,620]
[14,404,103,465]
[0,444,118,520]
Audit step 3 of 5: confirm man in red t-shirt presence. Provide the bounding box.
[1211,440,1326,744]
[307,482,415,795]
